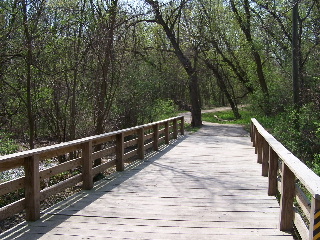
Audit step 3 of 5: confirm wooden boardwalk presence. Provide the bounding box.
[1,123,294,240]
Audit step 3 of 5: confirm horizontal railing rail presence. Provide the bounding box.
[251,118,320,240]
[0,116,184,222]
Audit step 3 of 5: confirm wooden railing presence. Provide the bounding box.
[0,116,184,222]
[251,118,320,240]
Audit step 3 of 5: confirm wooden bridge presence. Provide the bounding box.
[0,116,319,239]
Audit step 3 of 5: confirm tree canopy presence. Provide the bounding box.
[0,0,319,161]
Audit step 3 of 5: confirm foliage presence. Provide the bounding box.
[150,99,178,121]
[313,155,320,176]
[202,108,253,125]
[203,104,320,175]
[270,104,320,165]
[0,189,24,208]
[0,0,318,156]
[0,132,19,156]
[253,101,320,174]
[184,123,201,133]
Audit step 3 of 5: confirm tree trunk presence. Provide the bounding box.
[22,0,35,149]
[204,60,241,119]
[189,74,202,127]
[92,0,118,166]
[145,0,202,127]
[230,0,270,114]
[292,2,300,106]
[70,0,86,142]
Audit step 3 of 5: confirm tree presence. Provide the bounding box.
[88,0,119,137]
[145,0,202,127]
[230,0,270,114]
[195,0,255,118]
[19,0,47,149]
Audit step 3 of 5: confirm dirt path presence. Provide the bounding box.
[179,106,234,124]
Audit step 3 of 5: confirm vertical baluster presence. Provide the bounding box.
[257,132,263,164]
[310,197,320,240]
[173,119,178,139]
[180,116,185,135]
[82,140,93,190]
[268,147,278,196]
[254,126,258,153]
[180,116,184,135]
[116,132,124,171]
[24,154,40,221]
[280,163,295,231]
[137,127,145,159]
[250,121,254,144]
[262,139,269,177]
[165,121,169,144]
[153,124,159,151]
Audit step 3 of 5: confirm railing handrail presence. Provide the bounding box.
[251,118,320,199]
[0,116,185,223]
[0,116,184,163]
[251,118,320,240]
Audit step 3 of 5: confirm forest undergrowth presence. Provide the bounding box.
[202,104,320,176]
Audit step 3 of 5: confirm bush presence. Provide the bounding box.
[201,104,320,175]
[272,105,319,162]
[0,132,19,156]
[313,154,320,176]
[151,99,178,121]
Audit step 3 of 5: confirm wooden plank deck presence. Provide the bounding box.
[0,123,294,240]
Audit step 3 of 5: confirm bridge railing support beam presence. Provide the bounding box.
[173,119,178,139]
[310,197,320,240]
[262,139,269,177]
[180,116,184,135]
[268,147,278,196]
[280,163,295,231]
[116,132,124,172]
[82,141,93,190]
[165,121,170,144]
[250,121,255,147]
[257,132,263,164]
[153,124,159,151]
[24,155,40,221]
[137,127,145,159]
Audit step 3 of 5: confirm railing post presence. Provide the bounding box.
[137,127,145,159]
[254,126,257,153]
[82,140,93,190]
[180,116,185,135]
[173,118,178,139]
[310,197,320,240]
[165,121,170,144]
[257,132,263,163]
[280,163,295,231]
[268,147,278,196]
[250,121,254,144]
[24,154,40,221]
[262,139,269,177]
[116,132,124,171]
[153,124,159,151]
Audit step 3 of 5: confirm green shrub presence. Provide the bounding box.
[270,104,320,164]
[202,108,253,126]
[151,99,178,121]
[312,155,320,176]
[0,132,19,156]
[184,123,201,133]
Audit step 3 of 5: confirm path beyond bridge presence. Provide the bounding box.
[1,123,293,240]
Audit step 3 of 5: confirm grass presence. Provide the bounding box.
[202,109,255,130]
[184,123,201,133]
